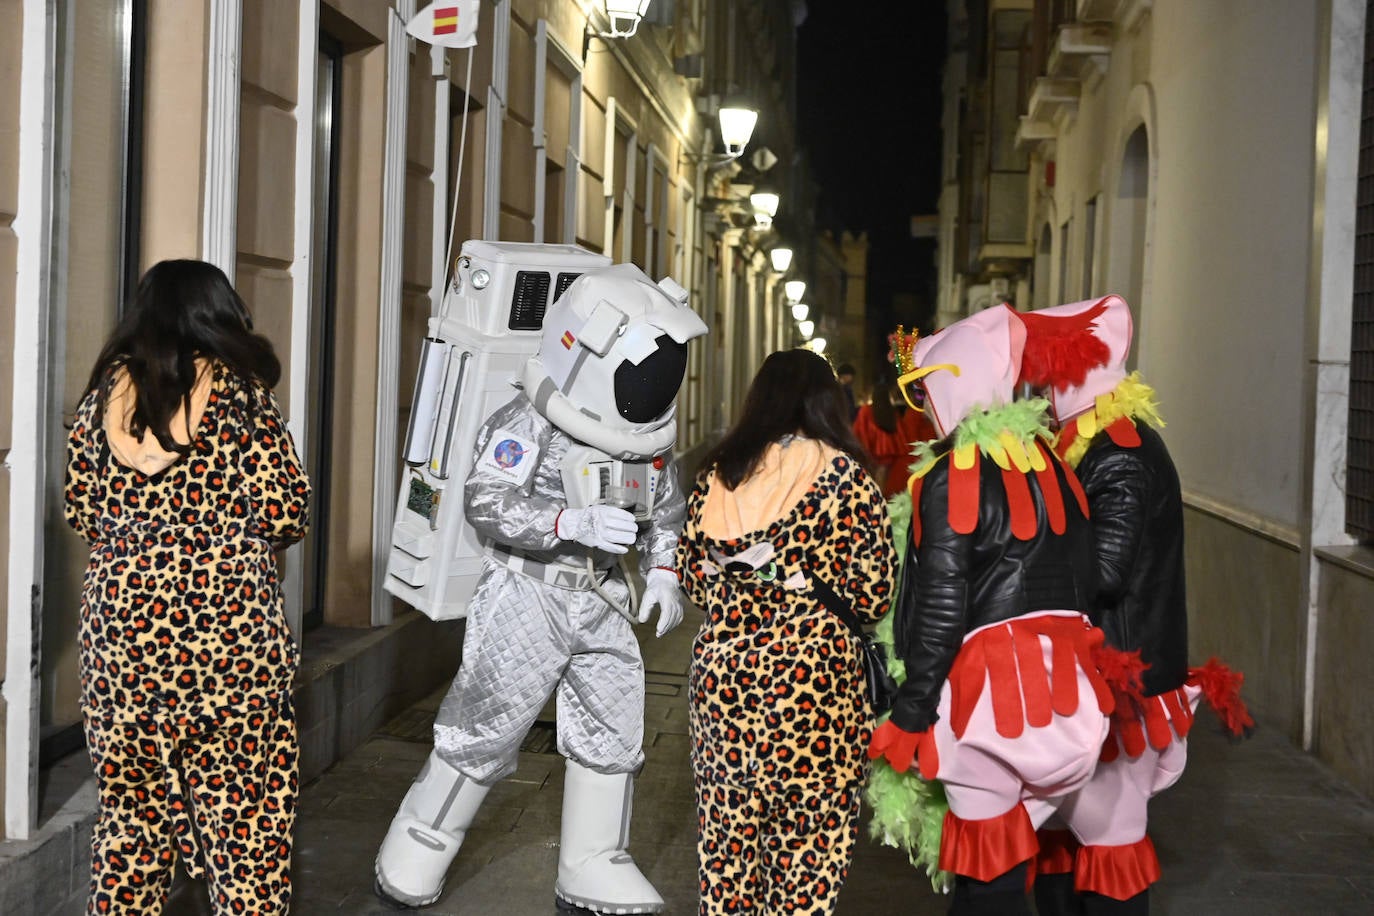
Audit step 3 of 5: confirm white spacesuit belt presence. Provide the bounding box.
[485,543,612,591]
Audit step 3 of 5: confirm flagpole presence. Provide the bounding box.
[440,45,475,321]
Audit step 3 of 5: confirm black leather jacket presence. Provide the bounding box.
[1075,423,1188,697]
[890,449,1097,733]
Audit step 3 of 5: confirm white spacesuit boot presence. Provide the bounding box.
[554,759,665,914]
[374,751,491,908]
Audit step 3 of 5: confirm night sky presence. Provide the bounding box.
[796,2,948,344]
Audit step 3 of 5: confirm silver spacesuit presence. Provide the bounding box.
[375,263,707,914]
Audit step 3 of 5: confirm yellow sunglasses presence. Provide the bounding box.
[897,363,961,413]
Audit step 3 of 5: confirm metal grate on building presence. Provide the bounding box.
[1347,0,1374,540]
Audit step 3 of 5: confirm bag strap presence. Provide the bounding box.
[811,575,866,639]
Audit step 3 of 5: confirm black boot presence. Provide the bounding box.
[373,878,415,910]
[1082,889,1148,916]
[1033,873,1083,915]
[948,863,1033,916]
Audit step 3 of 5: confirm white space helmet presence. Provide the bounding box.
[519,263,708,458]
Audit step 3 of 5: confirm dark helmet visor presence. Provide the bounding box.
[614,335,687,423]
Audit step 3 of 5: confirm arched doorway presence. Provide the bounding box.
[1106,125,1149,367]
[1033,222,1052,310]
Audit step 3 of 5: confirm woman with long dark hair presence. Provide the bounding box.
[675,348,896,915]
[64,259,310,915]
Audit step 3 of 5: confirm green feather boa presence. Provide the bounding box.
[867,492,949,892]
[910,398,1055,476]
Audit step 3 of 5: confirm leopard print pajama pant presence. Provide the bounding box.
[696,779,862,915]
[83,694,298,915]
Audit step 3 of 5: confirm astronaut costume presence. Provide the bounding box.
[375,263,708,912]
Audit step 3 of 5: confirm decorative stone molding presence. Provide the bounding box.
[372,7,412,626]
[201,0,242,274]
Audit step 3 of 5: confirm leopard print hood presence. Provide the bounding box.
[103,358,215,475]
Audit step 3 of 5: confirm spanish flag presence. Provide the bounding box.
[433,7,459,35]
[561,331,576,350]
[406,0,480,49]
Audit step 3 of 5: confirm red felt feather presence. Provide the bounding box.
[948,454,980,534]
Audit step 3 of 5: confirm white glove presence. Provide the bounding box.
[639,568,684,637]
[556,505,639,554]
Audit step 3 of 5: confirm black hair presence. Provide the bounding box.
[703,348,874,490]
[868,363,902,434]
[836,362,856,377]
[82,259,282,456]
[870,380,901,434]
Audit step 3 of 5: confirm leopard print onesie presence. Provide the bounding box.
[676,451,895,915]
[64,362,310,915]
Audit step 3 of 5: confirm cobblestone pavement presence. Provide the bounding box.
[155,613,1374,916]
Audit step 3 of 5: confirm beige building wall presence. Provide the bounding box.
[1,0,810,837]
[949,0,1372,788]
[237,0,301,401]
[0,0,22,831]
[325,18,387,627]
[1026,2,1320,740]
[140,0,208,266]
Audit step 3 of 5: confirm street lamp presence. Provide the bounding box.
[718,105,758,158]
[750,191,779,229]
[810,337,827,355]
[603,0,652,38]
[784,280,806,302]
[790,302,809,322]
[798,319,815,338]
[769,246,794,273]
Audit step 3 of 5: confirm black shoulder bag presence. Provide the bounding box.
[811,577,898,716]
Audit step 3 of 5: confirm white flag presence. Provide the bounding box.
[406,1,480,49]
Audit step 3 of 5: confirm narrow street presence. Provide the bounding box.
[153,616,1374,916]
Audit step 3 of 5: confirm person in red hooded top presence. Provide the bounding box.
[852,368,938,498]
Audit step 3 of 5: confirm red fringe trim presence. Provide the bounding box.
[939,805,1038,882]
[947,615,1114,740]
[1100,685,1197,762]
[1035,829,1079,875]
[1074,836,1161,900]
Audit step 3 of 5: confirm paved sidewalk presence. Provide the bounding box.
[154,614,1374,916]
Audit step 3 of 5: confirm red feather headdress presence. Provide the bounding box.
[1017,300,1112,389]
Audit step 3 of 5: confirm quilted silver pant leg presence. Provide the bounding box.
[557,578,646,775]
[432,563,573,783]
[432,562,647,782]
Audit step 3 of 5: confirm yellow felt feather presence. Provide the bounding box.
[999,431,1031,472]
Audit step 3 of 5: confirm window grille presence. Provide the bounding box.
[1345,0,1374,539]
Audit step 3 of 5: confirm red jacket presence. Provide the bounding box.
[853,404,936,497]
